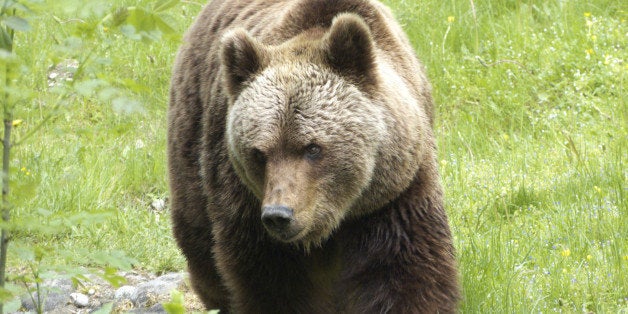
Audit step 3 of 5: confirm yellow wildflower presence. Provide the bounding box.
[12,119,23,127]
[20,167,31,176]
[447,16,455,23]
[587,255,592,260]
[593,186,602,194]
[584,12,591,17]
[561,249,571,257]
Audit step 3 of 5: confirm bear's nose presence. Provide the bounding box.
[261,205,294,233]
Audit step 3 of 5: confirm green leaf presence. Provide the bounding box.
[14,245,35,261]
[1,297,21,312]
[2,16,31,32]
[163,290,185,314]
[74,79,107,97]
[112,97,144,114]
[0,27,13,51]
[91,302,113,314]
[126,7,175,37]
[89,251,137,270]
[153,0,180,13]
[119,24,142,41]
[152,13,176,35]
[4,0,34,13]
[97,87,121,102]
[0,287,14,302]
[65,211,112,225]
[13,179,40,204]
[120,78,149,93]
[101,267,127,287]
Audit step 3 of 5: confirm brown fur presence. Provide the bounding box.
[168,0,459,312]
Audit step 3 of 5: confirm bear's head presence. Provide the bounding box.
[221,14,394,248]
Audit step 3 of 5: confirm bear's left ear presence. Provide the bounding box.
[322,14,377,89]
[221,29,269,97]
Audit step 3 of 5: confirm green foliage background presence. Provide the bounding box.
[1,0,626,312]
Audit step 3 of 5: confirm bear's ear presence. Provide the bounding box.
[322,14,377,88]
[221,29,268,96]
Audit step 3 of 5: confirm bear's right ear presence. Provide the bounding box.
[221,29,268,96]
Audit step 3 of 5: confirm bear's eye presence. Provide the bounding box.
[304,144,322,161]
[252,148,267,164]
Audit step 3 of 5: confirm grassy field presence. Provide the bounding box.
[6,0,627,312]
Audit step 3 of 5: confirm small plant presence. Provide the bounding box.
[0,0,182,312]
[162,289,185,314]
[0,1,33,312]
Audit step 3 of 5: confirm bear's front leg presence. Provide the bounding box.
[338,179,459,313]
[171,208,231,311]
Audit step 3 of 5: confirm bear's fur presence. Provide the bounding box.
[168,0,459,312]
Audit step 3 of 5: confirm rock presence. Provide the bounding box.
[115,285,139,301]
[135,139,146,149]
[44,278,74,292]
[119,271,152,285]
[70,292,89,307]
[130,303,168,314]
[21,290,69,312]
[15,271,196,313]
[150,199,167,211]
[20,278,74,312]
[133,273,185,307]
[47,59,79,87]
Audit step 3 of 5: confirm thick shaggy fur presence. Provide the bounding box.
[168,0,459,312]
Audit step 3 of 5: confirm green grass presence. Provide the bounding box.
[7,0,627,312]
[384,0,627,311]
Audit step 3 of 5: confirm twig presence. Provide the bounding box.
[442,24,452,55]
[475,56,534,75]
[469,0,479,54]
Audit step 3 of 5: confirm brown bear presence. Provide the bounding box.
[168,0,459,313]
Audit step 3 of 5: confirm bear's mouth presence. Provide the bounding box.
[264,223,307,243]
[260,206,338,246]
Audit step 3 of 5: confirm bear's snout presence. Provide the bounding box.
[261,205,299,240]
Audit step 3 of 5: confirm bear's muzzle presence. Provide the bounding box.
[261,205,301,241]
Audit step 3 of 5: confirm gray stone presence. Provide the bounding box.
[150,199,167,211]
[20,278,74,312]
[70,292,89,307]
[47,59,79,87]
[21,291,69,312]
[17,271,190,313]
[137,273,184,295]
[114,285,138,301]
[133,273,185,307]
[43,278,74,291]
[130,303,168,313]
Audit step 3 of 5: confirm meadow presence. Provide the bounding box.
[5,0,627,312]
